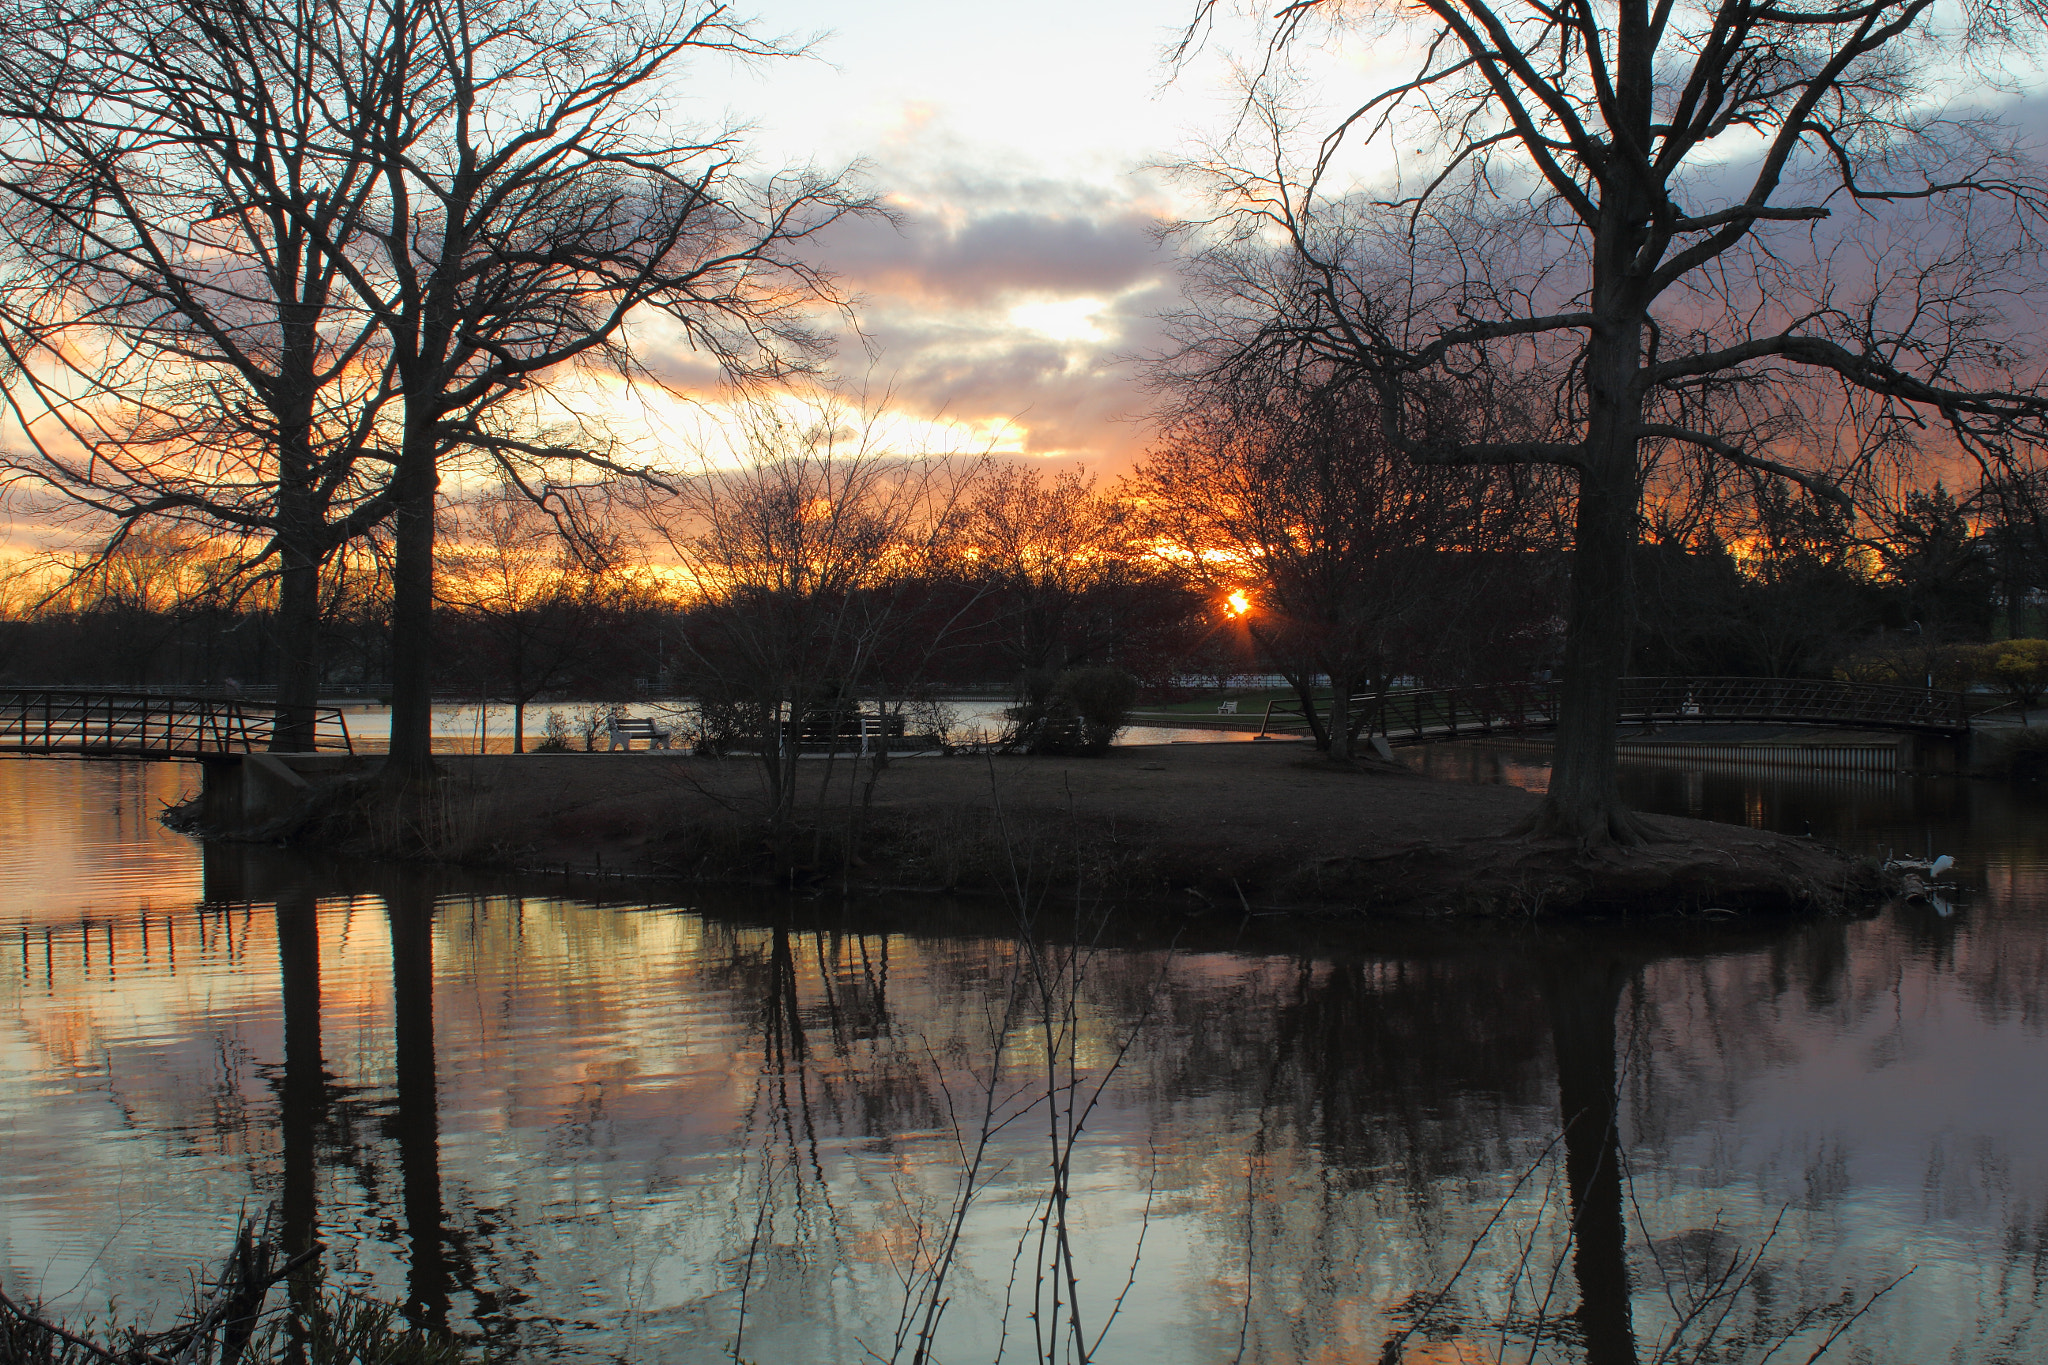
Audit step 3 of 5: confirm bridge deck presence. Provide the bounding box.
[0,689,353,759]
[1256,676,1975,745]
[0,676,1985,761]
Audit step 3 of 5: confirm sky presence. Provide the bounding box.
[6,0,2035,560]
[626,0,1268,473]
[0,1,1263,560]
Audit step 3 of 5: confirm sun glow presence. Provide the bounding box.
[1006,295,1107,343]
[1225,589,1252,617]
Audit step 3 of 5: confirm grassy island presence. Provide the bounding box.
[184,741,1891,919]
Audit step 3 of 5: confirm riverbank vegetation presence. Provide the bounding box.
[3,458,2043,717]
[0,1215,463,1365]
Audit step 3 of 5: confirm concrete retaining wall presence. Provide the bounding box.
[197,753,371,830]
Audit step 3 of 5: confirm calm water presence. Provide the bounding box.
[3,748,2046,1363]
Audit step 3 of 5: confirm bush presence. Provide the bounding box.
[1003,667,1139,756]
[1837,640,1974,690]
[902,694,959,748]
[690,693,763,756]
[532,709,574,751]
[1062,666,1140,751]
[1966,638,2048,711]
[577,702,625,751]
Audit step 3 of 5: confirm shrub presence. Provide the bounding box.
[1061,666,1140,752]
[903,694,959,748]
[691,693,763,755]
[1003,667,1139,756]
[577,702,625,751]
[532,709,574,751]
[1837,640,1974,690]
[1967,638,2048,711]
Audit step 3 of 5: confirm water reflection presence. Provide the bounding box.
[274,890,324,1363]
[1545,948,1635,1365]
[3,757,2048,1361]
[386,883,449,1331]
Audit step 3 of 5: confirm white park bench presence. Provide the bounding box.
[1217,699,1239,714]
[606,715,672,751]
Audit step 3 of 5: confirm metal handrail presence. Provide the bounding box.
[1256,675,1975,744]
[0,689,355,759]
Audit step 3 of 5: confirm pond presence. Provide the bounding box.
[2,747,2044,1363]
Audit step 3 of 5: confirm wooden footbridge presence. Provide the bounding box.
[1251,676,1979,745]
[0,676,1990,761]
[0,688,354,758]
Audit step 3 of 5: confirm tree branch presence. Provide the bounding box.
[1637,424,1853,507]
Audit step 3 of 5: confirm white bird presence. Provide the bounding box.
[1884,853,1955,881]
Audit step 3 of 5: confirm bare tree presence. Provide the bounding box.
[437,486,636,752]
[645,393,982,850]
[1173,0,2048,840]
[960,466,1141,683]
[0,0,403,749]
[296,0,872,781]
[1138,362,1556,760]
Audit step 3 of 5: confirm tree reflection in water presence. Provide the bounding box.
[273,889,326,1364]
[381,906,1940,1361]
[708,904,1166,1365]
[13,774,2043,1365]
[1543,949,1637,1365]
[385,883,449,1333]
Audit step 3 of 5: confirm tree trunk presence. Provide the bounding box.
[270,403,324,753]
[387,884,448,1332]
[512,700,525,754]
[1534,275,1651,841]
[759,698,798,858]
[1543,949,1639,1365]
[269,547,322,752]
[1325,671,1355,762]
[1254,625,1327,748]
[384,440,439,780]
[1540,458,1640,840]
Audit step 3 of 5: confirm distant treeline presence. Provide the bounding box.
[3,460,2043,730]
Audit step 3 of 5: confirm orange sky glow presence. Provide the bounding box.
[0,2,2024,570]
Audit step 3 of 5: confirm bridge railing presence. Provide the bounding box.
[1258,675,1973,743]
[0,690,353,757]
[1616,676,1968,731]
[1260,680,1563,741]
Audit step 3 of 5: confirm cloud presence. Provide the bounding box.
[822,200,1165,307]
[602,139,1197,471]
[794,170,1188,466]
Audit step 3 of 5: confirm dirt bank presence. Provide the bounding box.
[199,741,1889,918]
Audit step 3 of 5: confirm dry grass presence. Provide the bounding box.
[228,743,1889,917]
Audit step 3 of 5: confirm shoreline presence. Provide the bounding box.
[170,741,1894,919]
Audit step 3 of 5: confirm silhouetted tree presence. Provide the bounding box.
[1173,0,2048,839]
[1138,366,1556,759]
[438,489,638,751]
[645,394,980,843]
[1873,484,1997,642]
[293,0,872,782]
[0,0,404,747]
